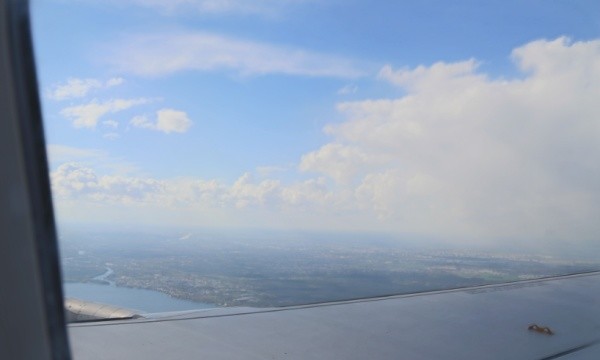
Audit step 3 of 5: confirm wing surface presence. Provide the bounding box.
[69,271,600,359]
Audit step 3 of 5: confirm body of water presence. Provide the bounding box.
[92,267,115,286]
[63,282,215,313]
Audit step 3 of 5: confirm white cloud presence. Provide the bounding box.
[378,59,482,92]
[226,173,281,208]
[61,98,149,128]
[46,145,107,165]
[50,163,165,204]
[106,77,125,87]
[280,177,334,207]
[156,109,192,133]
[299,143,374,184]
[102,119,119,128]
[103,132,120,140]
[51,164,276,209]
[50,162,336,214]
[47,77,125,101]
[50,161,358,231]
[315,37,600,241]
[105,32,365,78]
[110,0,313,16]
[337,84,358,95]
[46,144,138,174]
[130,115,154,129]
[130,109,193,133]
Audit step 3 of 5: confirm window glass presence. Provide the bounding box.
[30,0,600,318]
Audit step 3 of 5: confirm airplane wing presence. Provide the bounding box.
[68,271,600,360]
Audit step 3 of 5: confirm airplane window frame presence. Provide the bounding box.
[0,0,70,358]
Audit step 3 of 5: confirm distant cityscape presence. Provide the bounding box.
[59,229,600,308]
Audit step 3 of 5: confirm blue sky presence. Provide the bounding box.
[30,0,600,246]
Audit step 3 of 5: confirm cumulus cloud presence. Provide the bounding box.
[378,59,481,92]
[47,77,124,101]
[316,37,600,241]
[280,177,335,207]
[226,173,281,208]
[50,160,357,232]
[50,163,165,204]
[51,158,326,206]
[130,109,192,133]
[60,98,150,128]
[299,143,375,184]
[50,163,329,211]
[105,32,365,78]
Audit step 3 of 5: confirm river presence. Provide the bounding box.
[64,268,215,313]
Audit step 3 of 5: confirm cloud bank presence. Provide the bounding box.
[51,37,600,244]
[311,37,600,241]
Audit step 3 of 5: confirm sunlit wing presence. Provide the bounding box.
[68,271,600,359]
